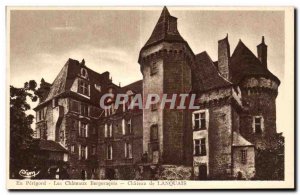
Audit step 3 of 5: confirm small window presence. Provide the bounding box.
[105,123,113,138]
[254,116,263,134]
[78,79,90,96]
[109,124,113,137]
[126,119,132,135]
[107,144,113,160]
[105,99,113,116]
[104,124,108,137]
[80,122,88,137]
[71,119,78,131]
[70,100,80,113]
[193,110,207,130]
[125,142,133,159]
[81,68,88,78]
[37,109,44,121]
[150,62,158,75]
[81,145,86,160]
[241,150,247,164]
[194,138,206,156]
[151,97,158,111]
[150,125,158,141]
[92,145,96,155]
[80,103,89,117]
[71,145,75,153]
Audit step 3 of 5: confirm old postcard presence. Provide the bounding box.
[6,6,294,190]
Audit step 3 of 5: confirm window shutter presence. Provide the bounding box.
[124,143,127,158]
[104,124,107,137]
[192,113,195,129]
[205,110,209,130]
[109,124,113,137]
[129,143,132,158]
[123,100,125,112]
[78,144,81,160]
[110,145,113,159]
[122,119,125,135]
[261,117,264,132]
[193,140,195,155]
[78,121,81,136]
[85,146,88,160]
[86,124,89,137]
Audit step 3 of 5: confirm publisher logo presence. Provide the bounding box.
[19,169,40,179]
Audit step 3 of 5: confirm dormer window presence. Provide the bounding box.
[78,79,90,96]
[80,68,88,79]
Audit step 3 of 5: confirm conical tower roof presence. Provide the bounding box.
[142,6,186,49]
[230,40,280,84]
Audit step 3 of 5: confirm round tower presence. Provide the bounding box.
[233,37,281,148]
[138,7,194,165]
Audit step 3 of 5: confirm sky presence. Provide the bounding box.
[9,7,285,133]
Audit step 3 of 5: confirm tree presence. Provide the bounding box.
[254,133,284,180]
[10,79,51,178]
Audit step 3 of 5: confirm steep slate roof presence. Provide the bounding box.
[121,80,143,94]
[192,51,232,93]
[35,58,113,109]
[232,132,253,147]
[142,6,186,49]
[33,139,68,153]
[230,40,280,84]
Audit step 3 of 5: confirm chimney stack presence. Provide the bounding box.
[257,36,268,67]
[218,34,231,80]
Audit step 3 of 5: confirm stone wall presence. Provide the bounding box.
[163,51,192,165]
[232,146,255,180]
[240,77,278,148]
[97,111,143,179]
[140,41,193,166]
[208,104,233,179]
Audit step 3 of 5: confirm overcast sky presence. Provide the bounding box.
[9,8,285,133]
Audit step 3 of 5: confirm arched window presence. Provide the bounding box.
[81,68,88,78]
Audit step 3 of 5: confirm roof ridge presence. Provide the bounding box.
[121,79,143,88]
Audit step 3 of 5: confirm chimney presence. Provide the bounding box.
[218,34,231,80]
[257,36,267,67]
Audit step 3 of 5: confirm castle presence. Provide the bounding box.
[33,7,280,180]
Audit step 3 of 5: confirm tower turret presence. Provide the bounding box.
[138,6,194,165]
[230,39,280,149]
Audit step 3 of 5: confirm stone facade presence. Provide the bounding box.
[33,7,281,180]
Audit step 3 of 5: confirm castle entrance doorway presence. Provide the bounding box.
[198,164,207,180]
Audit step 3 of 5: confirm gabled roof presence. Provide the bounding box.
[33,139,68,153]
[142,6,186,49]
[192,51,232,93]
[232,132,253,147]
[121,80,143,94]
[35,58,113,109]
[230,40,280,84]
